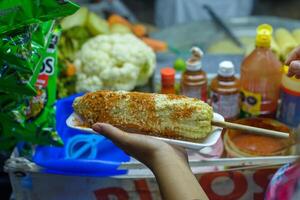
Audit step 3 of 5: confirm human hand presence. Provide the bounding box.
[285,46,300,78]
[92,123,208,200]
[92,123,188,169]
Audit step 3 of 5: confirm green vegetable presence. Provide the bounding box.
[110,24,132,34]
[86,12,110,36]
[0,0,79,34]
[58,26,91,60]
[61,7,89,30]
[174,58,186,71]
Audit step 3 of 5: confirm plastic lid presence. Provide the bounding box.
[256,24,273,48]
[218,61,235,77]
[186,47,204,71]
[161,67,175,86]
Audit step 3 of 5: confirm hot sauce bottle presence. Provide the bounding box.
[211,61,240,120]
[160,67,176,94]
[180,47,207,101]
[240,24,282,118]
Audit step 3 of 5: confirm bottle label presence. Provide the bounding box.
[278,87,300,128]
[181,85,207,102]
[241,89,262,116]
[211,92,240,119]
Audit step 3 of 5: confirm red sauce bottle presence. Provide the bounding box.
[211,61,240,120]
[180,47,207,101]
[160,67,176,94]
[240,24,281,118]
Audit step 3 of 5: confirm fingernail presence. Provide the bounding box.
[291,60,300,67]
[92,123,102,132]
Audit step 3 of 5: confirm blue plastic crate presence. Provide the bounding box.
[33,94,130,177]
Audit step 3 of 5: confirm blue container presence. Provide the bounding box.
[33,94,130,176]
[278,67,300,128]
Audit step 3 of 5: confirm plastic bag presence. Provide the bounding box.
[0,0,79,34]
[0,26,42,72]
[33,21,56,48]
[0,21,57,96]
[0,58,43,96]
[0,27,63,151]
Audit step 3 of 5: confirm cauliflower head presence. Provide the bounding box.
[74,34,156,92]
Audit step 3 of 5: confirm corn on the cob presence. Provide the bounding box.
[73,91,213,141]
[275,28,297,59]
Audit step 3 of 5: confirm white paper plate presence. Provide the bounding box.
[66,112,224,150]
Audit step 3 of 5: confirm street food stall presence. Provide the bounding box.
[1,1,300,199]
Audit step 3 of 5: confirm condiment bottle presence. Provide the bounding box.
[278,65,300,128]
[173,58,186,93]
[240,24,282,118]
[160,67,176,94]
[180,47,207,101]
[211,61,240,120]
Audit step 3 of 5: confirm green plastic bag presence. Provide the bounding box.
[0,21,58,96]
[0,0,79,34]
[0,57,43,96]
[33,20,55,48]
[0,92,27,124]
[0,26,42,73]
[0,27,63,150]
[0,21,56,73]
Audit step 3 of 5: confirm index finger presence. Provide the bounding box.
[285,46,300,65]
[288,60,300,78]
[92,123,130,146]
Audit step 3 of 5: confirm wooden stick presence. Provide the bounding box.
[211,120,290,138]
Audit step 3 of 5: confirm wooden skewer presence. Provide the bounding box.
[211,120,290,139]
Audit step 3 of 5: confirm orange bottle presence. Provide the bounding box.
[240,24,282,118]
[160,67,176,94]
[211,61,240,120]
[180,47,207,101]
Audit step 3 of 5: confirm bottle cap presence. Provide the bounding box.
[256,24,273,48]
[161,67,175,86]
[186,47,204,71]
[218,61,235,77]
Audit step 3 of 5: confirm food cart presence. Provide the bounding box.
[1,1,300,200]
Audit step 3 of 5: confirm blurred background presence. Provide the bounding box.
[69,0,300,55]
[78,0,300,27]
[2,0,300,199]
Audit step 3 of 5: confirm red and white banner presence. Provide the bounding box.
[9,167,278,200]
